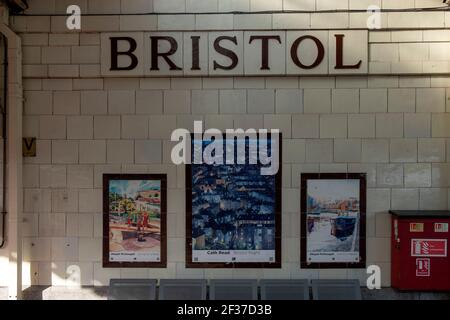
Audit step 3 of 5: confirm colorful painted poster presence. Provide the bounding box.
[301,173,366,268]
[103,174,167,268]
[186,135,282,268]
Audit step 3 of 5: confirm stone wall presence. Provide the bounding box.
[5,0,450,288]
[21,0,450,14]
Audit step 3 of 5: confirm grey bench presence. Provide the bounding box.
[311,279,362,300]
[209,279,258,300]
[260,279,310,300]
[108,279,157,300]
[159,279,207,300]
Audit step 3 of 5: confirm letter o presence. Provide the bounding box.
[290,36,325,69]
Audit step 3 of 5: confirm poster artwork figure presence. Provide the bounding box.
[301,173,366,268]
[104,175,167,266]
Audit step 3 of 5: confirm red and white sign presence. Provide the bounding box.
[410,223,424,232]
[416,258,430,277]
[411,239,447,257]
[434,223,448,233]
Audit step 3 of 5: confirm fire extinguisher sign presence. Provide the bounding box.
[411,239,447,257]
[416,258,430,277]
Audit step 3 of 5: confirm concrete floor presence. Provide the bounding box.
[0,287,7,300]
[360,288,450,300]
[22,286,109,300]
[1,286,444,300]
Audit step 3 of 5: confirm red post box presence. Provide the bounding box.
[389,211,450,291]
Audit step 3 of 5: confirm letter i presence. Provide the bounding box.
[193,121,203,164]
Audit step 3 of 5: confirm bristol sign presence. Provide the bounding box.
[100,30,368,77]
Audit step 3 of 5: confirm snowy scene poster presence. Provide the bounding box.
[186,135,282,268]
[103,174,167,268]
[301,173,366,269]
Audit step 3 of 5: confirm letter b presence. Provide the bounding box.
[110,37,139,71]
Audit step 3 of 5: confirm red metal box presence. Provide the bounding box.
[390,211,450,291]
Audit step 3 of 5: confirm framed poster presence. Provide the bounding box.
[300,173,366,269]
[103,174,167,268]
[186,133,282,268]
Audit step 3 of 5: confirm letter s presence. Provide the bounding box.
[213,36,239,71]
